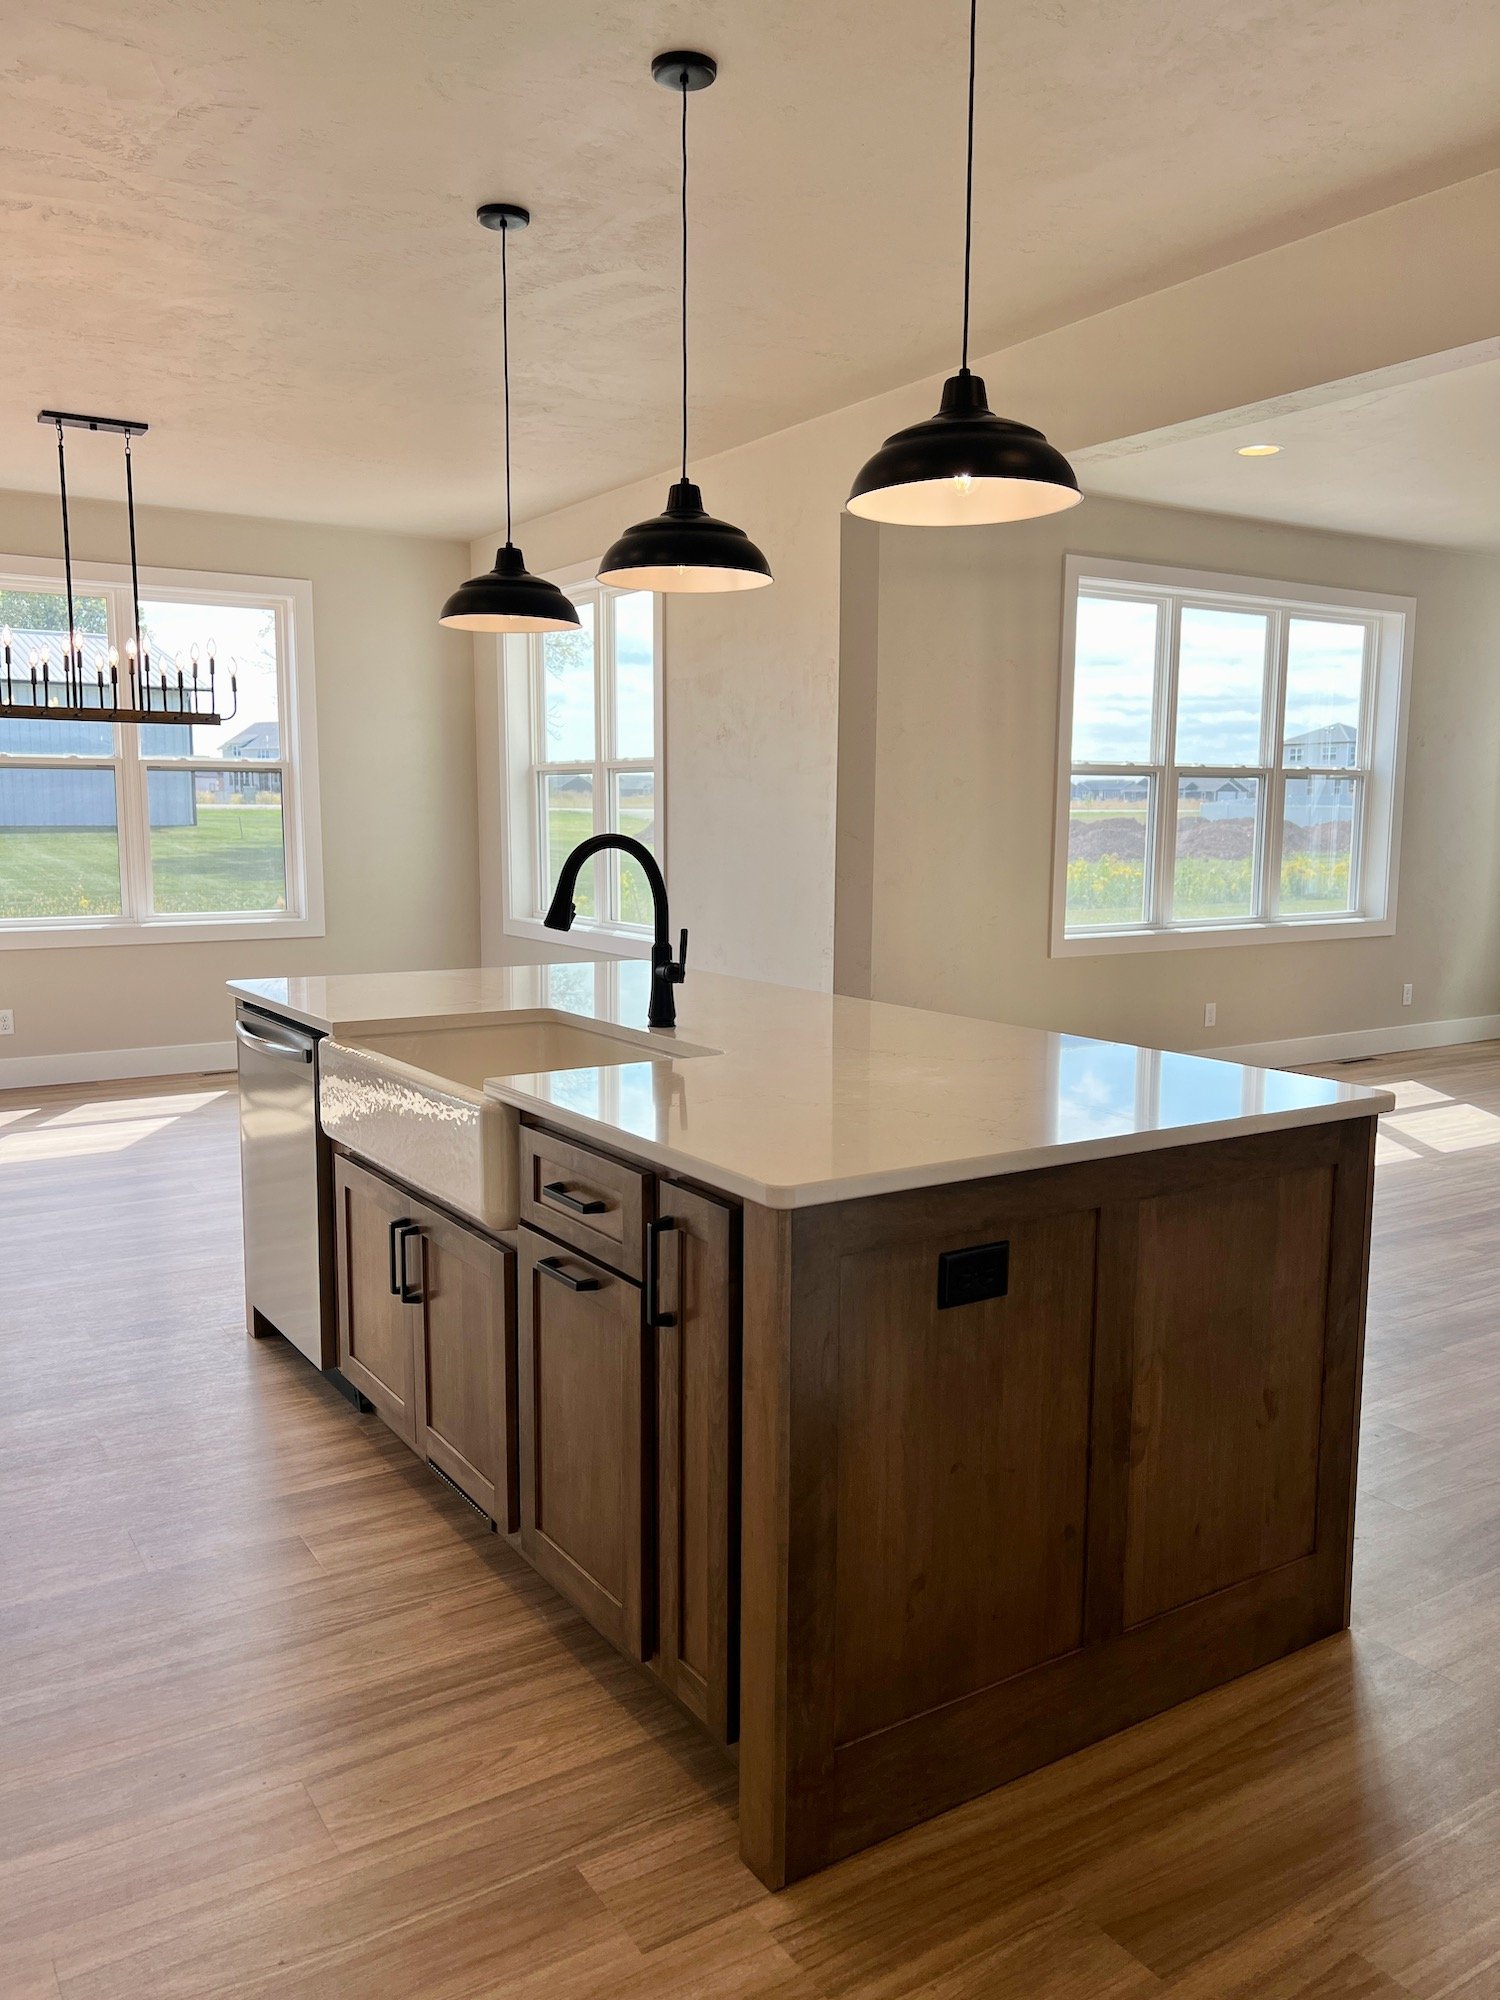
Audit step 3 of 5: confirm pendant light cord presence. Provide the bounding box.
[55,420,78,675]
[124,434,143,673]
[961,0,976,372]
[679,70,690,482]
[500,218,513,545]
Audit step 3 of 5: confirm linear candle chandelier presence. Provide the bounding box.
[0,411,236,726]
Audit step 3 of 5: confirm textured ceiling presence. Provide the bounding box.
[1,0,1496,536]
[1080,350,1500,551]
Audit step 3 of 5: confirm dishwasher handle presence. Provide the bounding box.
[235,1017,315,1063]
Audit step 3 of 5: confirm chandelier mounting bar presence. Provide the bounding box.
[37,409,150,438]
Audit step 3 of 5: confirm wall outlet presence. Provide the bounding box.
[1203,1002,1217,1028]
[1402,983,1413,1006]
[0,1009,12,1035]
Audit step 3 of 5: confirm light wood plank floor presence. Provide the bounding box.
[1,1050,1498,1996]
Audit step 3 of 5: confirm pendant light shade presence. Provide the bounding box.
[440,203,581,635]
[845,1,1082,529]
[846,369,1081,526]
[439,544,583,632]
[599,52,771,595]
[597,480,772,592]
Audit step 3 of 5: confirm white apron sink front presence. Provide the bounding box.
[317,1015,715,1232]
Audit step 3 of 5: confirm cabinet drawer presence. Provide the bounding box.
[519,1126,651,1281]
[517,1229,650,1658]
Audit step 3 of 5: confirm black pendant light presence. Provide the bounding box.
[441,204,581,634]
[598,53,772,594]
[846,0,1082,527]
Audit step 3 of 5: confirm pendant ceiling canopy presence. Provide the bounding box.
[598,52,772,595]
[845,0,1083,529]
[441,204,581,635]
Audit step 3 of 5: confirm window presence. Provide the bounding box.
[500,575,662,950]
[1052,556,1413,955]
[0,558,322,945]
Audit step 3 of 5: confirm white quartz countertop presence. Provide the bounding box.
[230,965,1392,1209]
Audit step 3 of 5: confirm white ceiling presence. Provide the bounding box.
[1,0,1497,537]
[1079,349,1500,551]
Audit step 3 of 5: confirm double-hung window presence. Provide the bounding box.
[1052,555,1413,955]
[0,559,322,944]
[500,576,663,950]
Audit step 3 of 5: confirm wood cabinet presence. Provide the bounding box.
[410,1202,516,1532]
[517,1228,650,1656]
[334,1154,515,1528]
[333,1153,420,1447]
[337,1128,742,1743]
[651,1183,739,1742]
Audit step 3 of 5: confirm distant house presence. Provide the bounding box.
[1194,777,1258,821]
[1284,722,1356,768]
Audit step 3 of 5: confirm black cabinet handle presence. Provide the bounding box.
[537,1255,602,1293]
[646,1215,679,1328]
[389,1216,416,1295]
[542,1181,608,1216]
[396,1222,424,1304]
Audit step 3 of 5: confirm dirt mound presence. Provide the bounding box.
[1070,817,1146,861]
[1175,817,1256,858]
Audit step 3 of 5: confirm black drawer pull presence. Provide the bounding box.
[542,1181,608,1216]
[396,1222,424,1304]
[537,1256,602,1292]
[389,1216,416,1295]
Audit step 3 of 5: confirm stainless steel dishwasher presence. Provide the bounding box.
[235,1002,336,1369]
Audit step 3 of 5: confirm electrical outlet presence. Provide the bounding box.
[1203,1002,1217,1028]
[0,1009,13,1035]
[1402,983,1413,1007]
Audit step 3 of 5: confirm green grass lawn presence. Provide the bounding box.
[547,802,657,927]
[0,802,285,919]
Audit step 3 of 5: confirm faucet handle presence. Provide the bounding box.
[673,927,689,981]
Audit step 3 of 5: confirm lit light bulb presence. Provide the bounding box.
[954,472,974,494]
[125,637,137,658]
[108,647,119,668]
[1,626,10,647]
[1237,443,1281,458]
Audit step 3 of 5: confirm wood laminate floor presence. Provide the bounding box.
[1,1051,1498,1996]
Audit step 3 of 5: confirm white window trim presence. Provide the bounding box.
[1050,553,1414,959]
[498,559,665,959]
[0,554,324,949]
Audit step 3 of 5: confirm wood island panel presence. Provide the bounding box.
[737,1115,1378,1887]
[830,1204,1096,1745]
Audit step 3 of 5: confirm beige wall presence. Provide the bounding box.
[0,489,478,1070]
[840,496,1500,1053]
[480,172,1499,996]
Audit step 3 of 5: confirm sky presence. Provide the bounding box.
[543,591,654,765]
[1071,594,1366,768]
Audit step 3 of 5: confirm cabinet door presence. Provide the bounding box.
[517,1229,649,1657]
[651,1184,739,1741]
[333,1155,418,1447]
[408,1204,516,1531]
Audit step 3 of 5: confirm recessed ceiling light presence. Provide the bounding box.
[1237,443,1281,457]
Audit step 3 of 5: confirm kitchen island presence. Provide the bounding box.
[231,963,1391,1886]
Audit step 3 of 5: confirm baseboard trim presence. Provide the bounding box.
[0,1039,236,1090]
[1202,1014,1500,1069]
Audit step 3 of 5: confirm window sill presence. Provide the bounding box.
[0,913,326,951]
[503,914,652,960]
[1050,913,1395,958]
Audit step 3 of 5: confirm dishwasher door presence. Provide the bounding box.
[236,1005,335,1368]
